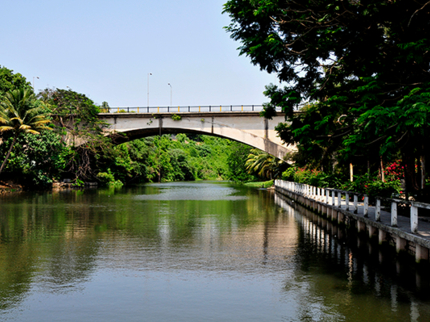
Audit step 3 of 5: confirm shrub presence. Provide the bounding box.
[97,169,124,188]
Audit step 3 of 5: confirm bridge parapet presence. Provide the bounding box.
[102,105,282,114]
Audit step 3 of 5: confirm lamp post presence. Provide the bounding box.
[33,76,39,91]
[147,73,152,107]
[168,83,172,106]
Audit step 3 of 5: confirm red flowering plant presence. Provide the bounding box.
[346,172,401,200]
[384,160,404,182]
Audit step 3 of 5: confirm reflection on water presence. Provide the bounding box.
[275,193,430,321]
[0,182,429,321]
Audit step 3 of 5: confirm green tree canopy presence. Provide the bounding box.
[0,66,32,100]
[0,88,52,175]
[224,0,430,194]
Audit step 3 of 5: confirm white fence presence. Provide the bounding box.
[274,180,429,234]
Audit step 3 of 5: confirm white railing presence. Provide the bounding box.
[275,179,424,234]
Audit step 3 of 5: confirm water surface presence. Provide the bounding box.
[0,182,429,321]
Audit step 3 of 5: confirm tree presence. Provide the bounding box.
[227,142,255,182]
[0,88,52,174]
[0,131,71,187]
[245,148,283,179]
[0,66,32,101]
[224,0,430,196]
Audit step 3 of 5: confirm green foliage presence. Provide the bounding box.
[0,88,53,175]
[283,167,400,199]
[344,174,400,199]
[245,148,285,180]
[224,0,430,196]
[227,142,256,182]
[0,66,32,101]
[0,131,71,188]
[244,180,273,188]
[171,114,182,121]
[97,169,124,188]
[73,178,85,187]
[89,134,251,184]
[0,67,262,188]
[283,167,344,188]
[100,101,110,113]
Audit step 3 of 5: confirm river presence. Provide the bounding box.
[0,181,429,321]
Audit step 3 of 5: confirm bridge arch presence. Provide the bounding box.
[99,112,295,159]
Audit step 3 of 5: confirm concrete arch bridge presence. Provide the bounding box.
[98,108,295,159]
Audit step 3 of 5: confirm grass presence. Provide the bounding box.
[244,180,274,188]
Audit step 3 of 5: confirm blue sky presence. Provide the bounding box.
[0,0,277,107]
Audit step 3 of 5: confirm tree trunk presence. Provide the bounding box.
[380,156,385,182]
[0,132,18,175]
[422,153,426,190]
[367,159,370,179]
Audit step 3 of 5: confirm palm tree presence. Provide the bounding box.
[0,88,52,174]
[245,148,282,179]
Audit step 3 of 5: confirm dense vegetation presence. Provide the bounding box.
[224,0,430,200]
[0,65,263,189]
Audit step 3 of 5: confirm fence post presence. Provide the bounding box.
[326,190,329,204]
[353,195,358,214]
[411,203,418,233]
[375,199,381,221]
[364,196,369,217]
[332,190,335,205]
[345,192,349,210]
[337,192,342,208]
[391,201,398,227]
[137,107,139,113]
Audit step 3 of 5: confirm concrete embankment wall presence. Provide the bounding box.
[275,185,430,264]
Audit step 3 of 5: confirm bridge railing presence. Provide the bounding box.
[101,105,283,114]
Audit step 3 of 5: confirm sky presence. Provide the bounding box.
[0,0,278,107]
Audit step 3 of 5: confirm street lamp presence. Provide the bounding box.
[168,83,172,106]
[147,73,152,107]
[33,76,39,91]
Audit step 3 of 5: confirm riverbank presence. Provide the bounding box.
[0,181,23,194]
[244,180,274,188]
